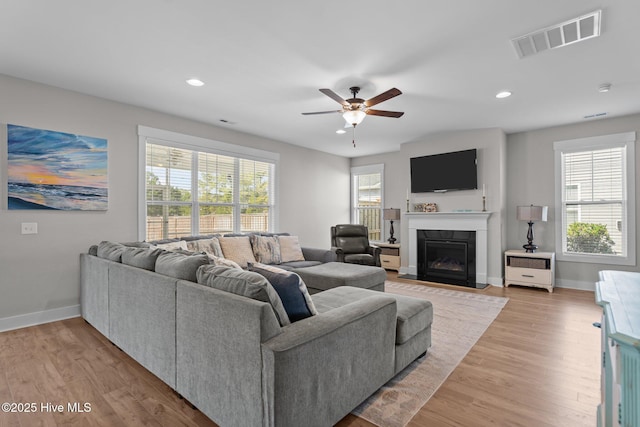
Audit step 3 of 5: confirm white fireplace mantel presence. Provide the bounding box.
[403,211,492,284]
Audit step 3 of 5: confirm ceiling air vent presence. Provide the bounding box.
[511,10,601,59]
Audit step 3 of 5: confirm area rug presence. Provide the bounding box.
[351,281,509,427]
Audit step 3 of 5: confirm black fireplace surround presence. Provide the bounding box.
[417,229,479,288]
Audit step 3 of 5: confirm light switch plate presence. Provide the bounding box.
[21,222,38,234]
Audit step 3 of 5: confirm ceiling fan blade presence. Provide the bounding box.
[319,88,349,106]
[366,109,404,118]
[364,88,402,107]
[301,110,342,115]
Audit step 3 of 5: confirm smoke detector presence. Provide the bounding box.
[512,10,601,59]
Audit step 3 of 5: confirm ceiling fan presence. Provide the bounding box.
[302,86,404,128]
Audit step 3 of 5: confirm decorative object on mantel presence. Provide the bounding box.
[406,188,410,212]
[482,184,486,212]
[517,204,548,252]
[383,208,401,244]
[413,203,437,213]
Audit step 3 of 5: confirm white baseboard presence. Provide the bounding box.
[0,305,81,333]
[555,278,595,292]
[487,276,503,287]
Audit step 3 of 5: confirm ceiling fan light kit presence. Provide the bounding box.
[343,109,366,126]
[303,85,404,147]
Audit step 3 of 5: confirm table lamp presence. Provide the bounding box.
[517,205,548,252]
[383,208,401,244]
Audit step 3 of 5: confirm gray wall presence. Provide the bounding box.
[0,74,350,325]
[352,128,508,285]
[352,115,640,290]
[507,113,640,289]
[3,72,638,326]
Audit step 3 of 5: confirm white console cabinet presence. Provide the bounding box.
[595,270,640,427]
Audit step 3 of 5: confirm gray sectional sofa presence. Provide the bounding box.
[80,238,432,427]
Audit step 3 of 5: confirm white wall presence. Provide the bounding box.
[352,128,507,285]
[0,74,350,329]
[507,113,640,290]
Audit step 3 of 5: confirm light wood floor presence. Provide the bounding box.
[0,273,601,427]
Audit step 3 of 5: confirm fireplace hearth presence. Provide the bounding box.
[417,229,478,288]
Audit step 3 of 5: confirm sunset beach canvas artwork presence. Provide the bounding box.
[7,124,108,210]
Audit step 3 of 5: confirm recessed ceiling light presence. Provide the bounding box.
[186,78,205,87]
[496,91,512,99]
[336,129,346,134]
[598,83,611,93]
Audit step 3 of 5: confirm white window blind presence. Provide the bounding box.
[562,148,624,254]
[146,144,193,239]
[197,151,235,234]
[351,164,384,242]
[139,127,278,241]
[554,132,636,265]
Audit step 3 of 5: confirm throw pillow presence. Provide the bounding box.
[277,236,305,262]
[218,236,257,268]
[208,255,242,270]
[186,237,224,258]
[155,240,189,251]
[97,241,126,262]
[250,235,282,265]
[196,265,290,326]
[121,247,165,271]
[248,262,317,322]
[155,251,210,282]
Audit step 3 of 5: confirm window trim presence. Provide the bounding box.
[138,126,279,240]
[553,131,636,265]
[351,163,385,242]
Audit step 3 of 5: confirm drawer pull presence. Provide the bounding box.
[382,260,390,263]
[592,322,601,329]
[521,274,535,278]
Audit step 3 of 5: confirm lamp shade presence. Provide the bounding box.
[383,208,401,221]
[343,110,366,126]
[517,205,548,222]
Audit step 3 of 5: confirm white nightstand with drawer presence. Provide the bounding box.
[504,250,555,292]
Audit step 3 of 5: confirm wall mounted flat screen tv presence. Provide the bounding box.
[410,149,477,193]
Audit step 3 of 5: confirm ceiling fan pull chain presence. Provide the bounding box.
[352,126,356,147]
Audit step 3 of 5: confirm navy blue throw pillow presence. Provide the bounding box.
[248,263,317,322]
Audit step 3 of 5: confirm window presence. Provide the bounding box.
[139,127,278,241]
[351,164,384,241]
[554,132,636,265]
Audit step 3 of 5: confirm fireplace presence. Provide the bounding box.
[405,212,490,286]
[417,229,477,288]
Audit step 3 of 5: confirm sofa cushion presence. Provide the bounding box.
[218,236,257,268]
[196,265,290,326]
[186,237,224,258]
[250,235,281,265]
[97,241,126,262]
[278,260,323,270]
[121,247,165,271]
[155,251,210,282]
[277,235,305,262]
[248,263,317,322]
[311,286,433,345]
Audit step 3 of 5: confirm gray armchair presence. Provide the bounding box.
[330,224,381,267]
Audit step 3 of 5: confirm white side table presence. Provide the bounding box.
[376,242,401,272]
[504,249,555,292]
